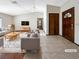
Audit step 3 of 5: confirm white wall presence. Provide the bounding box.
[14,12,43,30]
[43,5,48,34]
[0,13,14,29]
[47,5,60,13]
[60,0,79,45]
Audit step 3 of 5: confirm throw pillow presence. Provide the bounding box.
[30,33,38,37]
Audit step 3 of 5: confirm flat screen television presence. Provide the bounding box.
[21,21,29,25]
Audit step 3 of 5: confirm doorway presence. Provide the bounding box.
[49,13,59,35]
[37,18,43,30]
[62,7,74,42]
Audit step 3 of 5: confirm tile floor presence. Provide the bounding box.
[24,36,79,59]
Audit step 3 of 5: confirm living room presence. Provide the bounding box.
[0,0,79,59]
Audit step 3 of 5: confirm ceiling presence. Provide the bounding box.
[0,0,68,16]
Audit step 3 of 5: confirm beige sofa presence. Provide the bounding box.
[0,37,3,47]
[21,33,40,51]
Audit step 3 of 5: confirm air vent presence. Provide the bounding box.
[11,0,18,4]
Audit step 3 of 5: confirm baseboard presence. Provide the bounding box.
[74,43,79,46]
[59,35,79,46]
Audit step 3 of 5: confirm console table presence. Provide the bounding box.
[20,26,30,32]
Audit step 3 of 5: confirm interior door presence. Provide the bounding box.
[54,14,59,35]
[49,14,54,35]
[62,7,74,42]
[49,13,59,35]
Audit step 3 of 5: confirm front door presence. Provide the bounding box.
[62,7,74,42]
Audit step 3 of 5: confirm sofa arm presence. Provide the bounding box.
[0,37,3,47]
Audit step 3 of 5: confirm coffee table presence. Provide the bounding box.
[5,32,20,41]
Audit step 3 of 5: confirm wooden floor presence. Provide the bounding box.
[0,53,24,59]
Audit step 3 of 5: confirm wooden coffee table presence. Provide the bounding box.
[5,32,20,41]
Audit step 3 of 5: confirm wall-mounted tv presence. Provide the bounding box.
[21,21,29,25]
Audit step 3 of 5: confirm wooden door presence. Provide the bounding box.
[49,14,54,35]
[49,13,59,35]
[62,7,74,42]
[54,14,59,35]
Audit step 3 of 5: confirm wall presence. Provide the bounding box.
[47,5,60,13]
[14,12,43,30]
[44,5,60,34]
[43,5,48,34]
[60,0,79,45]
[0,13,14,29]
